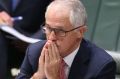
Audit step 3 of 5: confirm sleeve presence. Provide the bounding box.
[95,60,116,79]
[16,47,34,79]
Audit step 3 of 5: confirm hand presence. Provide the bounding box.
[0,11,13,27]
[44,40,62,79]
[33,40,62,79]
[31,45,47,79]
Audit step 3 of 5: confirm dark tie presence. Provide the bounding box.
[12,0,20,11]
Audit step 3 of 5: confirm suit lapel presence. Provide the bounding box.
[68,39,91,79]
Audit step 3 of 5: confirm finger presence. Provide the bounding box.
[39,44,49,64]
[38,48,45,72]
[50,42,57,59]
[38,50,45,71]
[53,42,60,59]
[47,42,53,60]
[44,42,48,49]
[39,47,45,63]
[0,11,13,25]
[45,49,49,66]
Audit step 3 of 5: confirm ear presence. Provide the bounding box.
[77,26,87,38]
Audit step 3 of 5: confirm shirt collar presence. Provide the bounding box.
[63,46,79,68]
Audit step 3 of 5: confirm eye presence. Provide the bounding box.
[46,26,52,31]
[54,29,63,32]
[54,29,64,36]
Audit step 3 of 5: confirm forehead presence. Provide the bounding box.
[45,5,73,29]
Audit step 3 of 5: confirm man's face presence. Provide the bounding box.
[45,7,83,57]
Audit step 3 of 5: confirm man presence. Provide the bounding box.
[0,0,51,78]
[16,0,116,79]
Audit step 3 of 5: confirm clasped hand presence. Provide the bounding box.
[31,40,62,79]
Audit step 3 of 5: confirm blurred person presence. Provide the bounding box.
[0,0,51,78]
[16,0,116,79]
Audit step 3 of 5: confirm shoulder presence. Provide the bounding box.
[83,39,115,64]
[24,40,46,72]
[26,40,46,65]
[84,39,114,62]
[28,40,46,51]
[83,39,116,76]
[27,40,46,57]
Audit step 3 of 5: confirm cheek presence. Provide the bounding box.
[57,35,77,50]
[56,38,68,50]
[57,40,70,56]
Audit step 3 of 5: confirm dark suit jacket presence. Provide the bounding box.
[16,39,116,79]
[0,0,51,36]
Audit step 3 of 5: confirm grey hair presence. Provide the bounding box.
[46,0,87,28]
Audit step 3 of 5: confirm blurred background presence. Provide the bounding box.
[82,0,120,78]
[82,0,120,52]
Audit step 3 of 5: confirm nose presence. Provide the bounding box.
[48,31,57,41]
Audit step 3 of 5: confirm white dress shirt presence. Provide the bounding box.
[63,46,80,78]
